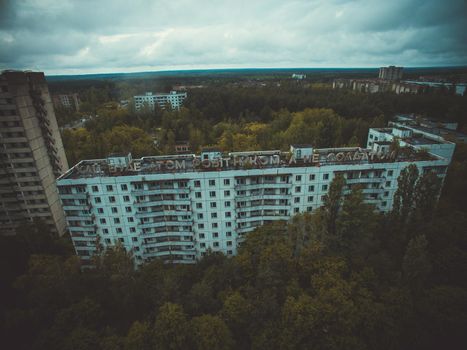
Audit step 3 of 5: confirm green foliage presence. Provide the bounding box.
[191,314,233,350]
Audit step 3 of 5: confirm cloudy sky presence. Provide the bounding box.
[1,0,466,75]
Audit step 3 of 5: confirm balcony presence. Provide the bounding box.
[60,193,88,199]
[346,177,385,184]
[132,188,190,196]
[138,219,192,229]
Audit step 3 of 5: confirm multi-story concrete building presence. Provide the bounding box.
[0,71,69,235]
[379,66,403,81]
[134,91,187,111]
[57,127,454,266]
[52,93,80,111]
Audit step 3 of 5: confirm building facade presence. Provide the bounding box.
[57,127,454,266]
[379,66,403,81]
[0,71,69,235]
[52,93,80,111]
[134,91,187,111]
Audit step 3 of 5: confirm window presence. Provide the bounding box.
[295,175,302,181]
[384,191,389,197]
[385,181,391,187]
[209,191,216,198]
[196,203,203,209]
[209,179,216,186]
[198,223,204,229]
[195,192,202,198]
[227,250,233,255]
[322,185,328,191]
[199,233,205,239]
[123,195,130,202]
[224,190,230,196]
[225,201,231,207]
[92,185,99,192]
[226,231,232,237]
[200,243,206,248]
[309,174,315,181]
[226,222,232,227]
[97,208,104,213]
[130,228,136,233]
[323,173,329,180]
[121,184,128,191]
[295,186,301,193]
[210,202,217,208]
[105,238,111,244]
[294,208,299,213]
[114,218,120,224]
[308,196,314,202]
[116,227,122,233]
[213,232,219,238]
[125,207,131,213]
[211,212,217,218]
[100,218,106,224]
[294,197,300,203]
[194,180,201,187]
[225,211,231,218]
[388,170,394,177]
[227,241,232,246]
[103,228,109,234]
[307,206,313,212]
[109,196,116,203]
[94,197,101,204]
[213,242,219,247]
[128,217,134,222]
[111,207,118,213]
[197,213,204,219]
[224,179,230,185]
[131,236,137,241]
[212,223,218,228]
[308,185,315,192]
[106,185,113,191]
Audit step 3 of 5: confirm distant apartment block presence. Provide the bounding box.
[379,66,403,81]
[0,71,69,235]
[134,91,187,111]
[52,93,80,111]
[292,74,306,80]
[57,127,453,266]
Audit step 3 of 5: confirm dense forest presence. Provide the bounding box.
[1,152,467,349]
[58,83,467,166]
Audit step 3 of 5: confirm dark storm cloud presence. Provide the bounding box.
[0,0,466,74]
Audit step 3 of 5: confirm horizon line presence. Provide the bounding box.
[40,65,467,78]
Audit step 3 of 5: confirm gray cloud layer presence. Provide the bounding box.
[1,0,466,74]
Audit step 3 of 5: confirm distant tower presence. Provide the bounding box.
[379,66,403,81]
[0,71,69,235]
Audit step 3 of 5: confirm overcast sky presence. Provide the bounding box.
[1,0,466,75]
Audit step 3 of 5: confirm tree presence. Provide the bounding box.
[125,321,153,350]
[414,171,441,221]
[191,315,233,350]
[336,187,378,264]
[402,235,432,293]
[321,174,346,239]
[154,303,190,350]
[392,164,419,225]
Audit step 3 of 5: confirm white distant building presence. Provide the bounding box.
[57,125,454,266]
[134,91,187,111]
[292,74,306,80]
